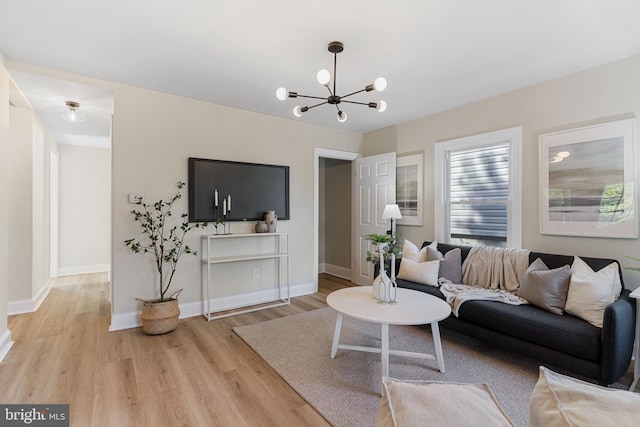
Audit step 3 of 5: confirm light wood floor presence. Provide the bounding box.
[0,273,353,427]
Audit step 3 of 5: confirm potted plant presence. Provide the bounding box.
[365,233,401,268]
[125,181,207,335]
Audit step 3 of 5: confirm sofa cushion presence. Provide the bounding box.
[457,300,601,362]
[565,257,621,328]
[401,239,430,262]
[529,366,640,427]
[376,377,515,427]
[517,258,571,315]
[427,247,463,283]
[397,258,440,287]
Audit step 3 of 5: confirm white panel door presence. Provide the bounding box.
[353,152,396,286]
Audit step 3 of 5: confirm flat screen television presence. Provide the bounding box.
[188,157,290,222]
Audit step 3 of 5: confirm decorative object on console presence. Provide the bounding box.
[264,210,277,232]
[212,189,232,234]
[276,41,387,123]
[381,203,402,236]
[124,181,208,335]
[254,221,267,233]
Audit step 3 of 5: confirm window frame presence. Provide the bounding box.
[434,126,523,248]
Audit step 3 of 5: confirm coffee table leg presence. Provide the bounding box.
[431,321,445,373]
[330,312,343,358]
[381,323,389,378]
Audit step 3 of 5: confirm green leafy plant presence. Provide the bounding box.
[625,256,640,272]
[125,181,207,302]
[365,233,401,267]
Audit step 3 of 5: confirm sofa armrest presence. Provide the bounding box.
[600,289,635,385]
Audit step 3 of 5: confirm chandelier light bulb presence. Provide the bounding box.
[376,100,387,112]
[276,87,288,101]
[374,77,387,92]
[316,69,331,86]
[337,111,348,123]
[293,106,304,117]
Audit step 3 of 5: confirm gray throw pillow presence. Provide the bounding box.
[517,258,571,315]
[427,247,462,284]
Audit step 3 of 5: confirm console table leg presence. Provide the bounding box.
[331,313,343,359]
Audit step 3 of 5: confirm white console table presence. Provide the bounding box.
[201,233,290,320]
[630,287,640,391]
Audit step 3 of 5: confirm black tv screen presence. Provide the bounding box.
[188,157,290,222]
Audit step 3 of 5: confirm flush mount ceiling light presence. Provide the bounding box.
[276,41,387,123]
[60,100,85,123]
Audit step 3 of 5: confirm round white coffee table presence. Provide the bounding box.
[327,286,451,380]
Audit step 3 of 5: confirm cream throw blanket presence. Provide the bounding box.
[439,246,530,316]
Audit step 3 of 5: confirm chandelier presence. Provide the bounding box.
[276,41,387,123]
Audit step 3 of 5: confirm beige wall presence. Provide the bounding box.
[110,85,362,315]
[0,57,10,352]
[7,106,33,301]
[365,54,640,289]
[58,144,110,274]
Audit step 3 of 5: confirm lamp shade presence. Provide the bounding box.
[382,204,402,220]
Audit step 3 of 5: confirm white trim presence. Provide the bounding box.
[0,329,14,363]
[109,281,316,331]
[58,263,110,276]
[322,263,351,280]
[314,148,360,288]
[7,280,52,315]
[434,126,523,248]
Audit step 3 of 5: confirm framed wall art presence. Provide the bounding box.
[539,118,637,238]
[396,151,423,226]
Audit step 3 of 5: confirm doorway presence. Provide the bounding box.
[314,148,359,289]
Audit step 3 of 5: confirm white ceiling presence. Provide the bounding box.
[2,0,640,145]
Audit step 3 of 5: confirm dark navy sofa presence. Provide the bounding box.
[387,241,636,386]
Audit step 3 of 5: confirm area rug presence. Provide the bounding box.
[234,307,553,426]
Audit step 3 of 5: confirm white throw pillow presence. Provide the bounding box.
[376,377,515,427]
[529,366,640,427]
[564,257,621,327]
[397,258,439,287]
[401,239,432,263]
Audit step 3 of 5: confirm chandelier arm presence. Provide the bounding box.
[294,94,330,101]
[340,88,367,99]
[340,100,373,106]
[306,101,329,110]
[325,85,334,97]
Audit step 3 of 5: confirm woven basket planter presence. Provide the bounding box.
[138,291,181,335]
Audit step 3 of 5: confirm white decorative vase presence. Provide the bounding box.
[265,211,277,232]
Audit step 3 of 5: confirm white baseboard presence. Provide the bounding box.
[7,280,52,315]
[322,264,351,281]
[58,264,110,277]
[0,329,14,363]
[109,281,317,331]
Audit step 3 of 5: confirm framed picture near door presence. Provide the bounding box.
[396,151,423,226]
[539,118,637,238]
